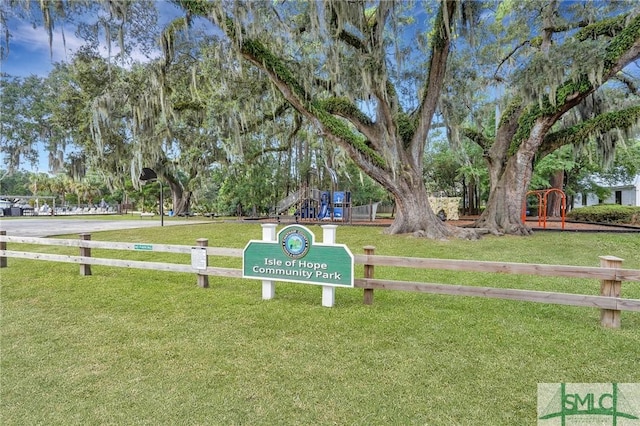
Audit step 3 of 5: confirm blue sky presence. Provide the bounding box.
[1,21,85,78]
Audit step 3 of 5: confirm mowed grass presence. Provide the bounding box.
[1,222,639,425]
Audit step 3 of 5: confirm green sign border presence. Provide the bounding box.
[243,225,354,287]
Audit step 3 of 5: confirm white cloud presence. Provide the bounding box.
[2,20,162,77]
[0,22,84,76]
[10,22,84,63]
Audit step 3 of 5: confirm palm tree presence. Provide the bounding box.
[27,172,51,209]
[50,174,73,208]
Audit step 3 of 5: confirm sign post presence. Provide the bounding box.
[321,225,337,307]
[261,224,277,300]
[243,224,354,307]
[192,238,208,288]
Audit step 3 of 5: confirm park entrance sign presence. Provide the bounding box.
[243,225,354,287]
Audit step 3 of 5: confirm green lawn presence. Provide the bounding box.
[1,223,639,425]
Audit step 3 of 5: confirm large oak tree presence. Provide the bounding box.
[174,0,480,238]
[456,2,640,235]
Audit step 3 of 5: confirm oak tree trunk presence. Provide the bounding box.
[546,170,564,217]
[386,175,479,239]
[167,179,192,216]
[475,151,535,236]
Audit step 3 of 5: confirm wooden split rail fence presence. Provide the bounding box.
[1,230,639,329]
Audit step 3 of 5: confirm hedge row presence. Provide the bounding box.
[567,204,640,225]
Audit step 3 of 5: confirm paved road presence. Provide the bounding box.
[0,217,209,237]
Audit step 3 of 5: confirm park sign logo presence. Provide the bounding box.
[538,383,640,425]
[281,227,310,259]
[243,225,354,287]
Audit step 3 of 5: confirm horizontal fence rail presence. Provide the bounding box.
[1,231,639,328]
[1,250,243,278]
[353,254,640,282]
[352,278,639,311]
[2,235,244,257]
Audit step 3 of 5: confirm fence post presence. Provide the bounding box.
[321,225,338,307]
[599,255,623,329]
[196,238,209,288]
[363,245,375,305]
[261,224,277,299]
[79,233,91,276]
[0,230,6,268]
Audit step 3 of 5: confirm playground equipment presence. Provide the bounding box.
[273,187,385,222]
[279,188,352,221]
[522,189,566,229]
[274,164,350,221]
[274,165,382,222]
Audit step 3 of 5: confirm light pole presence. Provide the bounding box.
[139,167,163,227]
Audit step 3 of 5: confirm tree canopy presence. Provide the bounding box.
[1,0,639,236]
[450,1,640,234]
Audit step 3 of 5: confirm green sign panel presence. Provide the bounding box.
[243,225,354,287]
[134,244,153,251]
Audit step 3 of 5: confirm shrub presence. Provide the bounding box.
[567,204,640,224]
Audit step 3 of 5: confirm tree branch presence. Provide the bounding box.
[245,112,301,164]
[542,21,589,34]
[411,0,457,162]
[510,14,640,150]
[325,2,396,142]
[575,15,628,41]
[239,103,291,135]
[539,105,640,156]
[615,72,640,95]
[317,98,373,128]
[494,40,531,82]
[461,128,492,154]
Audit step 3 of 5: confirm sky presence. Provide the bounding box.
[1,22,85,77]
